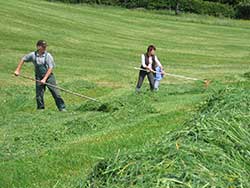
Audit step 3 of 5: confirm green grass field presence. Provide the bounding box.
[0,0,250,187]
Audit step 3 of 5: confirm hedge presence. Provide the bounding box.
[180,0,235,17]
[235,2,250,19]
[48,0,235,18]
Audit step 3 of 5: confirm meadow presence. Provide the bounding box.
[0,0,249,187]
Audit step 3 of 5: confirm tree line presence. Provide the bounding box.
[49,0,250,19]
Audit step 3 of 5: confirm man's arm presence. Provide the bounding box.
[15,52,34,76]
[40,53,55,84]
[14,59,25,76]
[40,68,53,84]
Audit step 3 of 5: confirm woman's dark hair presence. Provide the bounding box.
[147,45,156,53]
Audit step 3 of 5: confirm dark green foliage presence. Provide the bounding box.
[48,0,120,5]
[48,0,250,19]
[118,0,172,9]
[235,2,250,19]
[243,71,250,79]
[48,0,236,18]
[180,0,235,17]
[203,0,242,6]
[85,85,250,187]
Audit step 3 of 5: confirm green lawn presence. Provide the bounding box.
[0,0,249,187]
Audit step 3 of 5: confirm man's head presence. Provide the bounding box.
[147,45,156,56]
[36,40,47,53]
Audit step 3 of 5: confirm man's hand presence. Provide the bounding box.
[40,68,52,85]
[14,60,24,76]
[14,70,20,76]
[40,78,46,85]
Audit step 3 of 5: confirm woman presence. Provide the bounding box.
[136,45,163,91]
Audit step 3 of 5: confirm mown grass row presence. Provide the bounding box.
[0,79,209,187]
[85,81,250,188]
[0,80,206,161]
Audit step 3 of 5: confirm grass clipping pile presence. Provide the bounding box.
[85,86,250,188]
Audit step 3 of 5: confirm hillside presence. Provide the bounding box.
[0,0,250,187]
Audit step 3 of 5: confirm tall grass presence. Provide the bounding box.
[86,83,250,187]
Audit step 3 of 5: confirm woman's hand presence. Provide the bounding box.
[146,67,154,73]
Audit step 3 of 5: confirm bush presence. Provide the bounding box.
[48,0,119,5]
[203,0,242,6]
[235,2,250,19]
[48,0,236,18]
[180,0,235,17]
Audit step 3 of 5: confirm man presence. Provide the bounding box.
[136,45,164,92]
[14,40,66,111]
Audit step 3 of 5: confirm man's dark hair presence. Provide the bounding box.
[36,40,47,47]
[147,45,156,53]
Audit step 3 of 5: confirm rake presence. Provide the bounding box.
[134,67,211,88]
[15,74,99,102]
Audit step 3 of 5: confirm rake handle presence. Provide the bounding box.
[134,67,202,82]
[15,74,99,102]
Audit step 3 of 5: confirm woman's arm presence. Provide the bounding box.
[141,54,153,72]
[155,56,163,69]
[141,54,147,68]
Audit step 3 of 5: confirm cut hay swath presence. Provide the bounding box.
[85,86,250,187]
